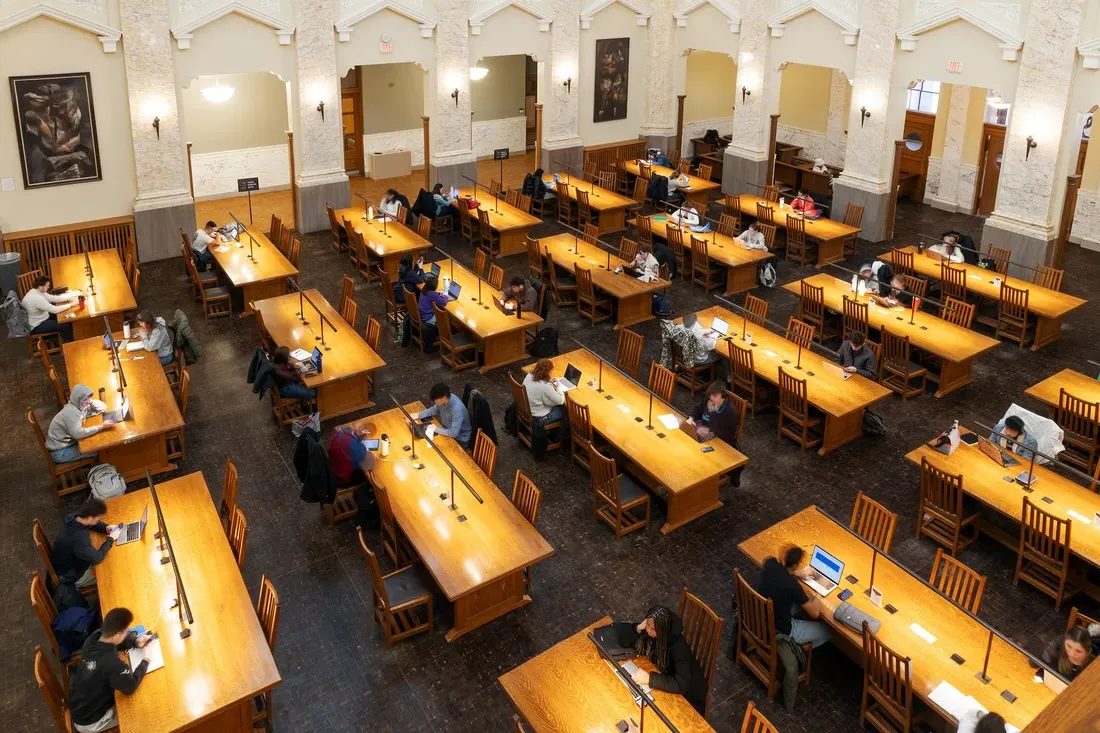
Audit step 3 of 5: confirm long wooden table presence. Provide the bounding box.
[455,187,541,256]
[343,404,554,640]
[905,427,1100,573]
[65,333,184,481]
[1025,368,1100,412]
[335,206,431,280]
[50,249,136,341]
[430,258,542,372]
[252,289,385,419]
[617,160,721,208]
[500,617,714,732]
[210,229,298,315]
[739,506,1055,731]
[538,233,669,329]
[543,173,636,234]
[783,273,1000,398]
[649,216,773,295]
[738,194,860,267]
[97,472,281,733]
[527,349,747,533]
[694,305,891,455]
[878,247,1087,350]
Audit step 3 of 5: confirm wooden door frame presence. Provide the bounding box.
[973,123,1006,216]
[341,67,365,176]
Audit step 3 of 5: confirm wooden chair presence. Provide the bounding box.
[639,161,653,181]
[666,226,686,279]
[166,369,190,462]
[326,204,347,253]
[1032,264,1064,291]
[842,296,869,341]
[891,247,914,278]
[618,237,639,263]
[505,189,519,207]
[434,304,478,372]
[597,171,617,191]
[744,294,768,327]
[566,395,595,472]
[850,491,897,553]
[901,274,927,301]
[364,315,382,397]
[1067,607,1100,634]
[1015,496,1077,609]
[412,213,430,239]
[359,529,433,645]
[28,408,92,499]
[637,215,653,247]
[1055,388,1100,474]
[986,244,1011,275]
[697,163,713,181]
[340,298,358,330]
[589,444,650,539]
[647,361,676,403]
[785,317,815,351]
[46,366,68,409]
[942,296,975,328]
[880,328,926,400]
[252,575,280,730]
[583,162,597,181]
[678,586,724,716]
[997,282,1033,348]
[785,214,812,265]
[733,569,812,702]
[472,429,497,479]
[227,506,248,569]
[35,645,84,733]
[337,275,355,316]
[278,226,292,257]
[740,701,779,733]
[556,186,575,227]
[32,572,78,692]
[670,335,715,399]
[526,237,545,280]
[515,192,533,214]
[778,368,822,450]
[860,624,914,733]
[717,213,738,237]
[615,328,643,378]
[269,214,282,241]
[194,260,231,320]
[402,287,433,352]
[690,236,724,293]
[182,241,218,300]
[219,458,239,530]
[17,268,40,299]
[478,209,500,256]
[376,483,416,569]
[630,178,649,220]
[582,223,600,245]
[487,264,504,290]
[473,247,489,279]
[723,193,743,223]
[457,200,477,243]
[510,372,563,453]
[269,367,315,426]
[729,341,767,416]
[576,266,612,325]
[33,519,59,593]
[916,457,980,556]
[759,185,778,202]
[842,203,864,257]
[546,258,578,307]
[756,201,775,225]
[380,271,406,329]
[929,548,986,614]
[758,223,778,252]
[940,262,968,302]
[797,281,828,342]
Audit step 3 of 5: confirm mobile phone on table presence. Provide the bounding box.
[838,589,853,601]
[701,446,715,453]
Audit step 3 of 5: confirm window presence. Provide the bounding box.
[906,81,940,113]
[984,103,1010,126]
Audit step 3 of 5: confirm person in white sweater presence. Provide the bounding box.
[669,204,701,228]
[736,223,768,251]
[683,312,719,362]
[629,242,661,282]
[380,189,401,218]
[927,233,965,262]
[22,275,80,342]
[523,359,567,427]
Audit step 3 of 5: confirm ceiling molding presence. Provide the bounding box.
[172,2,294,50]
[896,7,1022,61]
[469,0,551,35]
[580,0,651,29]
[335,0,437,40]
[768,1,858,46]
[673,0,740,33]
[0,4,121,52]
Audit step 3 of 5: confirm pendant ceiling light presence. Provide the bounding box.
[201,78,235,103]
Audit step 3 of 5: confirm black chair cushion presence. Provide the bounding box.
[556,274,577,287]
[197,271,218,282]
[618,473,648,505]
[206,286,231,298]
[452,330,476,348]
[383,566,434,607]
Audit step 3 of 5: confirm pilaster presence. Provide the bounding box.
[544,0,584,171]
[723,0,776,196]
[640,0,677,153]
[929,84,969,213]
[825,70,847,167]
[430,0,477,188]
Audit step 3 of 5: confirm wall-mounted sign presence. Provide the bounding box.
[947,60,962,74]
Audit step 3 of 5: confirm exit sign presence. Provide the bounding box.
[947,60,962,73]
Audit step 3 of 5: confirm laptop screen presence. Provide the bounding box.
[712,317,729,335]
[564,364,581,385]
[430,262,441,278]
[139,504,149,530]
[447,281,462,299]
[810,546,843,585]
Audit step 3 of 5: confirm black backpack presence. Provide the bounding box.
[862,408,886,436]
[530,327,559,358]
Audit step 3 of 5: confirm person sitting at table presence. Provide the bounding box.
[418,275,450,327]
[432,183,456,215]
[669,203,701,227]
[52,497,120,591]
[647,148,671,167]
[683,312,719,361]
[416,382,473,449]
[758,546,831,650]
[134,311,174,366]
[1042,626,1098,682]
[858,261,893,296]
[628,242,660,282]
[505,276,538,312]
[928,232,965,263]
[22,275,80,342]
[736,222,768,251]
[271,346,316,401]
[191,221,224,272]
[838,332,877,380]
[812,158,831,175]
[46,384,114,464]
[327,425,376,488]
[887,274,913,308]
[379,189,401,219]
[652,239,678,279]
[790,190,818,217]
[69,607,154,733]
[522,168,556,200]
[957,711,1007,733]
[989,414,1039,462]
[395,253,428,303]
[523,358,567,428]
[666,172,690,205]
[688,382,744,486]
[613,605,708,714]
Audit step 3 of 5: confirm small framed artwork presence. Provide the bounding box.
[10,72,102,189]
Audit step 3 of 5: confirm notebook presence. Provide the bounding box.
[127,637,164,673]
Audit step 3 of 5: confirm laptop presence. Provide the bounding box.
[823,362,853,381]
[709,316,730,339]
[446,281,462,301]
[679,419,714,443]
[430,262,441,278]
[102,397,132,424]
[804,546,844,596]
[116,505,149,546]
[978,436,1020,467]
[556,364,581,392]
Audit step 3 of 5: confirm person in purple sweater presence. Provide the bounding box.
[418,275,450,326]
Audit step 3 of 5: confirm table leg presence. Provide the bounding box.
[819,410,865,456]
[614,294,654,329]
[481,330,531,373]
[316,373,375,420]
[815,237,844,268]
[724,264,759,295]
[933,358,975,398]
[448,569,529,641]
[660,476,723,535]
[598,209,626,234]
[100,434,175,482]
[1031,315,1063,351]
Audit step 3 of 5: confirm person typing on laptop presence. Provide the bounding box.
[989,415,1038,462]
[416,382,473,449]
[758,547,831,650]
[418,275,450,327]
[687,382,744,486]
[837,332,877,380]
[51,497,120,592]
[69,607,154,733]
[523,359,567,428]
[504,276,538,312]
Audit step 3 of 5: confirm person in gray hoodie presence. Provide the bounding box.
[46,385,114,464]
[135,311,174,366]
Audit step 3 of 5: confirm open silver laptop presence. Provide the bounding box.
[804,545,844,596]
[709,316,730,339]
[116,505,149,546]
[556,364,582,393]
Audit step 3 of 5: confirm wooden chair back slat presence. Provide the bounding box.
[861,625,913,730]
[740,701,779,733]
[785,317,815,350]
[647,361,676,403]
[843,295,869,340]
[1032,264,1064,291]
[228,506,248,569]
[256,574,280,650]
[756,202,775,225]
[891,248,914,277]
[943,296,975,328]
[615,329,643,378]
[744,294,769,327]
[472,429,498,479]
[678,586,724,715]
[929,548,986,614]
[34,645,69,733]
[850,491,898,553]
[511,471,542,526]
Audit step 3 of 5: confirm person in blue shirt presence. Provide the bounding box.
[416,383,473,449]
[647,148,671,167]
[989,415,1038,461]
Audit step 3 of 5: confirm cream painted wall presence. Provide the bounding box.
[469,6,551,63]
[894,21,1020,105]
[777,64,832,134]
[1080,139,1100,190]
[472,55,527,122]
[172,14,295,87]
[930,83,952,158]
[769,12,857,77]
[334,10,435,77]
[578,4,648,145]
[361,63,427,134]
[0,18,137,233]
[684,51,736,122]
[182,74,289,153]
[674,4,741,57]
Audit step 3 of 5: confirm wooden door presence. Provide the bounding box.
[975,124,1006,216]
[341,90,363,176]
[901,111,935,203]
[525,56,538,151]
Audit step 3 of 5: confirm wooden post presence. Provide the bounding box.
[422,116,431,191]
[675,95,686,159]
[186,142,195,200]
[884,140,905,242]
[287,131,296,229]
[1054,174,1080,268]
[766,114,781,185]
[534,103,543,171]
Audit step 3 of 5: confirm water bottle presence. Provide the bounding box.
[122,321,131,339]
[857,279,867,296]
[380,433,390,457]
[850,274,858,293]
[779,197,786,208]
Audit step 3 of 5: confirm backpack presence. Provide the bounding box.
[3,291,29,338]
[862,408,886,436]
[652,292,672,316]
[530,327,559,358]
[88,464,126,500]
[53,606,100,661]
[758,262,777,288]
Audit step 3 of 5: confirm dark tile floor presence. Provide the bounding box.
[5,198,1099,733]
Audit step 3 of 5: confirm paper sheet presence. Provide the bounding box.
[290,348,312,361]
[1067,509,1092,525]
[909,623,937,644]
[617,404,631,414]
[125,340,143,352]
[658,414,680,430]
[928,681,968,717]
[762,350,777,358]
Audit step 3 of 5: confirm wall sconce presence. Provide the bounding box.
[1025,135,1037,160]
[563,77,572,94]
[451,88,460,106]
[860,107,871,128]
[316,101,325,121]
[152,117,161,140]
[741,86,751,104]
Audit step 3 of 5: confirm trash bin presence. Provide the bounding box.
[0,251,20,298]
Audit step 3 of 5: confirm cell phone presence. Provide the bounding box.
[363,439,380,450]
[960,433,979,446]
[616,722,629,733]
[701,446,715,453]
[838,589,853,601]
[420,417,433,424]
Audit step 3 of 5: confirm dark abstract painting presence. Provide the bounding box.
[10,72,102,189]
[593,38,629,123]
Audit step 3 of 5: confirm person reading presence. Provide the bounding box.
[191,221,224,272]
[1042,626,1098,682]
[69,607,155,733]
[838,332,876,380]
[504,276,538,312]
[613,605,708,714]
[790,190,817,217]
[687,382,745,486]
[736,222,768,251]
[46,384,115,464]
[272,346,316,401]
[134,311,174,366]
[628,242,660,281]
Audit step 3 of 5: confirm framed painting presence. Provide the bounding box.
[10,72,102,189]
[593,38,629,123]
